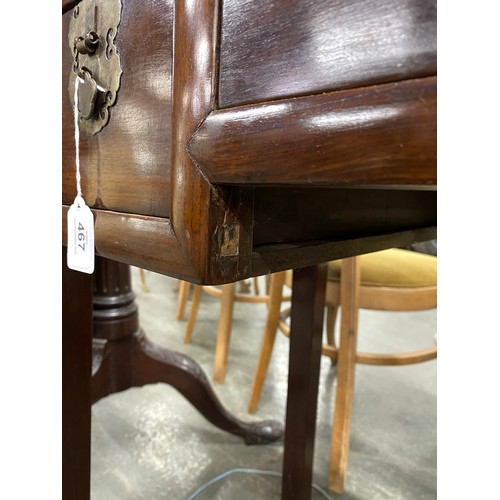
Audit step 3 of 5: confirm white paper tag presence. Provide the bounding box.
[67,195,95,274]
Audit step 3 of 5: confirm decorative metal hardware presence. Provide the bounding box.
[68,0,123,135]
[75,31,100,55]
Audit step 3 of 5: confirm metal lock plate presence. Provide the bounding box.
[69,0,123,135]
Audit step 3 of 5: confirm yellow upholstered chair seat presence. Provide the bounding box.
[327,248,437,288]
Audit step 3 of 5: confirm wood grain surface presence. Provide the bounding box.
[62,0,437,285]
[190,77,436,186]
[251,187,437,245]
[62,0,174,217]
[219,0,436,107]
[170,0,255,283]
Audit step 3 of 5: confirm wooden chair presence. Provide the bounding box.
[177,277,290,384]
[138,268,150,292]
[248,248,437,494]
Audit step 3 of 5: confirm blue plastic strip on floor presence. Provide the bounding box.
[187,467,333,499]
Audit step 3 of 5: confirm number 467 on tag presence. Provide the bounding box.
[67,197,95,274]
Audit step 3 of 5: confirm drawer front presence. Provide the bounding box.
[219,0,437,108]
[62,0,174,217]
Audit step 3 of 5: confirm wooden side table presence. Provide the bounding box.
[62,0,436,498]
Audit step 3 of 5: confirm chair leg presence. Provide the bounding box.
[329,257,360,494]
[184,285,202,344]
[248,271,287,413]
[321,304,340,365]
[326,305,339,347]
[253,276,260,296]
[139,268,150,292]
[239,279,252,294]
[176,280,191,320]
[213,283,236,384]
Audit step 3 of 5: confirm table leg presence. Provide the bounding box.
[91,256,283,445]
[282,264,327,499]
[62,247,93,500]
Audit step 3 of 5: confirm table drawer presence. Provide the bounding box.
[218,0,437,107]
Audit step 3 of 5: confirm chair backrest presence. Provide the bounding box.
[279,249,437,364]
[282,250,437,312]
[325,249,437,311]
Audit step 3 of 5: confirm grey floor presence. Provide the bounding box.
[90,268,437,500]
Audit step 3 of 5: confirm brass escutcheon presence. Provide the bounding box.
[69,0,123,135]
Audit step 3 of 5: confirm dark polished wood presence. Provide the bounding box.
[62,0,82,14]
[219,0,436,108]
[62,0,437,497]
[91,257,138,400]
[282,264,328,498]
[190,78,436,187]
[62,248,93,500]
[252,225,437,278]
[129,332,283,444]
[61,202,436,284]
[62,0,437,285]
[170,0,255,284]
[91,257,284,443]
[252,188,437,246]
[61,206,195,282]
[62,0,174,218]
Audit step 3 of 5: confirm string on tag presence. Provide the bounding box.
[73,76,84,205]
[67,74,95,274]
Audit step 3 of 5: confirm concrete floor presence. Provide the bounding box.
[90,268,437,500]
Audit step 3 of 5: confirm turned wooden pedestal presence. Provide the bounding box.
[90,255,283,443]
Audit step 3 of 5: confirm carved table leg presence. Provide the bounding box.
[91,256,138,401]
[91,256,283,444]
[62,247,93,500]
[282,264,328,499]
